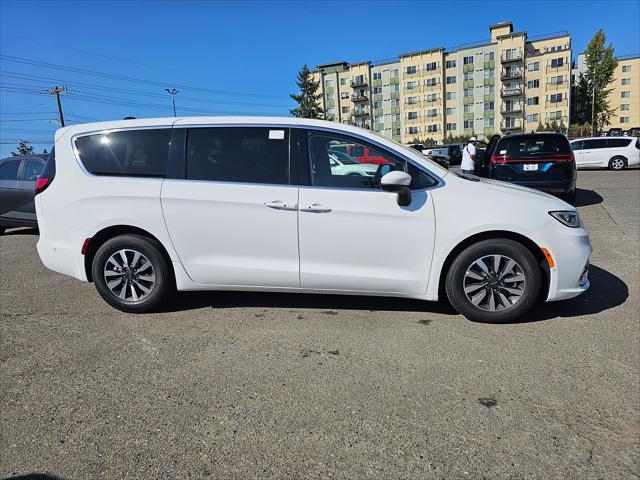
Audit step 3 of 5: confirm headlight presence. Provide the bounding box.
[549,210,581,228]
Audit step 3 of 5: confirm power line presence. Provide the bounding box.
[0,54,289,99]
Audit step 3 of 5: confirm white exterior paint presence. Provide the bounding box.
[570,137,640,169]
[36,116,591,309]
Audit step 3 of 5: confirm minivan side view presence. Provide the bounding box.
[570,136,640,170]
[35,117,592,323]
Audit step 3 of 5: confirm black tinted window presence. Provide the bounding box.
[307,131,435,190]
[75,129,171,176]
[607,138,633,148]
[495,135,571,157]
[186,127,289,184]
[20,159,44,180]
[571,141,583,150]
[0,159,20,180]
[583,139,608,149]
[42,147,56,177]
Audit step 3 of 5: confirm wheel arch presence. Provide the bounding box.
[83,225,174,283]
[609,155,628,167]
[436,230,550,301]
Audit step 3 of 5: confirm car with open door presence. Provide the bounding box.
[35,117,591,323]
[0,153,48,234]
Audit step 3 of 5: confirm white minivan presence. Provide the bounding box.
[35,117,592,323]
[570,136,640,170]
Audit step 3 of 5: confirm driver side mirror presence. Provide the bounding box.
[380,170,412,206]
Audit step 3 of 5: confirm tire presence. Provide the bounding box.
[92,234,173,313]
[608,156,626,171]
[0,226,5,236]
[445,239,542,323]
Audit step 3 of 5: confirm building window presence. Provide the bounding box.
[550,58,564,68]
[483,85,493,95]
[622,65,632,73]
[621,116,630,124]
[464,88,474,97]
[427,109,438,118]
[527,62,539,71]
[371,87,381,94]
[464,71,473,81]
[527,97,539,106]
[549,93,563,103]
[526,113,539,123]
[407,126,419,135]
[620,104,630,111]
[484,101,494,111]
[341,106,349,113]
[426,93,438,102]
[340,92,349,99]
[324,79,334,87]
[427,124,438,133]
[391,83,400,93]
[548,111,563,120]
[406,81,418,90]
[446,92,456,100]
[446,123,457,131]
[484,69,494,78]
[446,60,456,69]
[339,78,346,86]
[484,52,495,61]
[406,65,417,74]
[372,72,382,80]
[464,120,474,129]
[446,107,456,115]
[622,78,631,85]
[425,62,437,71]
[425,78,438,87]
[463,104,473,113]
[390,69,399,78]
[390,98,399,107]
[407,111,419,120]
[527,79,540,89]
[621,91,631,98]
[406,96,419,105]
[374,100,383,109]
[446,76,456,84]
[484,117,494,127]
[463,56,474,65]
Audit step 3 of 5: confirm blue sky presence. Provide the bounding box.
[1,0,639,157]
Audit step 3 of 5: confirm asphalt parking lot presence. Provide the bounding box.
[1,169,638,479]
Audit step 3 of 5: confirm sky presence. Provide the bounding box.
[1,0,639,157]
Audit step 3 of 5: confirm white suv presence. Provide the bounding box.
[35,117,592,323]
[570,136,640,170]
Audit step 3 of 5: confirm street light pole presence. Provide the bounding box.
[591,82,596,136]
[165,88,179,117]
[48,86,67,127]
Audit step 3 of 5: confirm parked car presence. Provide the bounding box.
[328,149,377,176]
[607,128,624,137]
[626,127,640,137]
[329,143,392,165]
[35,117,591,323]
[477,133,577,204]
[423,143,464,166]
[570,136,640,171]
[0,153,48,234]
[425,154,449,169]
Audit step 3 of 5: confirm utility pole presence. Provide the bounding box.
[165,88,179,117]
[591,82,596,136]
[48,86,67,127]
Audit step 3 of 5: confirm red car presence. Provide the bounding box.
[330,144,393,165]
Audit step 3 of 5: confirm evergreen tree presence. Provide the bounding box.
[290,65,324,119]
[11,140,34,156]
[574,30,618,133]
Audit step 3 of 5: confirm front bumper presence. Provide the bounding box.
[529,219,592,302]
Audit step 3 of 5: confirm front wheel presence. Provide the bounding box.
[608,157,626,171]
[445,239,542,323]
[92,234,173,313]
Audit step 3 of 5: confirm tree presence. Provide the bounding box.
[11,140,34,156]
[574,29,618,133]
[290,65,324,119]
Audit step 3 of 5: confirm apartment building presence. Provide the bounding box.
[312,21,572,144]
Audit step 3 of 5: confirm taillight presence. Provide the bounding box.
[35,175,52,194]
[551,154,574,163]
[490,155,507,164]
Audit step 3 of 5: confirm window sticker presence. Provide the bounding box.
[269,130,285,140]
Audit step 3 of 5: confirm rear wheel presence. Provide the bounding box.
[608,156,626,171]
[445,239,541,323]
[92,234,173,313]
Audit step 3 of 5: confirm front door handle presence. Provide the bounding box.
[264,200,297,211]
[301,203,332,213]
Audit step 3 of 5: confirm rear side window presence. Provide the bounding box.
[42,147,56,177]
[496,135,571,157]
[607,138,633,148]
[20,159,44,180]
[0,159,20,180]
[186,127,289,185]
[583,139,608,149]
[75,129,171,176]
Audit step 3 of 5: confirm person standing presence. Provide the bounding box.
[461,136,477,175]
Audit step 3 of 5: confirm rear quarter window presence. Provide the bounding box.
[607,138,633,148]
[496,135,571,157]
[75,128,171,176]
[0,159,21,180]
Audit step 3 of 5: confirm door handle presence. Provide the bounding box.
[264,200,297,211]
[301,203,332,213]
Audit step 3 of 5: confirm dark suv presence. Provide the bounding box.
[477,133,576,204]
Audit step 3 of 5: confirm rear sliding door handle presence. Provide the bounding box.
[264,200,297,211]
[301,203,332,213]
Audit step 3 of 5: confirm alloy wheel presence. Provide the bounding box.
[103,249,156,302]
[463,254,526,311]
[611,158,625,170]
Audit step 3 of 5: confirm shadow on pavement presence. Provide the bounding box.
[6,475,65,480]
[164,290,457,315]
[1,227,39,236]
[574,188,603,207]
[518,264,628,323]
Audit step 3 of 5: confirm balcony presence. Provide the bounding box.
[500,120,523,132]
[423,82,440,90]
[501,87,523,97]
[545,99,568,108]
[463,80,474,89]
[405,116,421,124]
[500,104,523,114]
[351,77,368,88]
[353,108,370,117]
[351,94,369,102]
[546,81,567,90]
[501,52,523,63]
[546,63,569,73]
[501,69,523,80]
[353,122,370,129]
